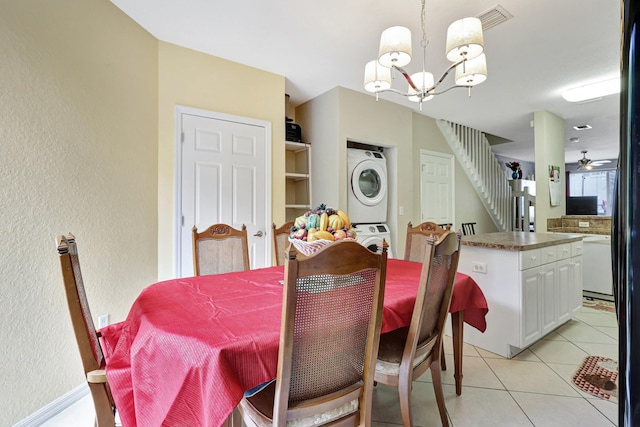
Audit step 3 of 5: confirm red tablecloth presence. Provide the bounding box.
[101,259,487,427]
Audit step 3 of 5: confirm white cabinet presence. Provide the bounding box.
[540,264,557,336]
[285,141,312,220]
[519,250,557,348]
[556,258,572,324]
[458,233,584,358]
[570,242,584,315]
[521,267,542,347]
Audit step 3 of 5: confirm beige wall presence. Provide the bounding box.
[412,114,498,237]
[0,0,158,424]
[336,89,413,254]
[0,1,508,422]
[157,43,286,280]
[534,110,566,232]
[297,87,496,259]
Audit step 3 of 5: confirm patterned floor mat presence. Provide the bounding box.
[572,356,618,401]
[582,297,616,313]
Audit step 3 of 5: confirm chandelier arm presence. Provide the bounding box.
[371,88,416,97]
[428,84,473,96]
[392,65,419,91]
[434,59,465,87]
[372,83,473,99]
[393,59,466,96]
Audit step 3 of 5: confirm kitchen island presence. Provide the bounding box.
[456,232,583,358]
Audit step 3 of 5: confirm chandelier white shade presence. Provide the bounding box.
[364,0,488,108]
[455,53,487,86]
[445,18,484,62]
[408,72,435,102]
[364,60,392,92]
[378,26,413,67]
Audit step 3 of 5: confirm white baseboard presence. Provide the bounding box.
[13,383,89,427]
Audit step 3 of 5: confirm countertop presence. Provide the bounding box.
[461,232,583,251]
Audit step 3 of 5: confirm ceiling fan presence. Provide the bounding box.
[577,150,611,170]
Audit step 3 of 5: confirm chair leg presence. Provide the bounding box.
[430,362,450,427]
[440,344,447,371]
[90,385,115,427]
[397,374,413,427]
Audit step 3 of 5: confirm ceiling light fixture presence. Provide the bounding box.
[573,124,592,131]
[578,150,593,170]
[576,150,611,170]
[562,77,620,103]
[363,0,487,110]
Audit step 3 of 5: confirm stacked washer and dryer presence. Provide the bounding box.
[347,148,393,257]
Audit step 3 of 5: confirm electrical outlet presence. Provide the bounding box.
[472,262,487,274]
[98,314,109,329]
[579,221,590,228]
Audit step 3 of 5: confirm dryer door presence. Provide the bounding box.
[351,160,387,206]
[358,236,393,258]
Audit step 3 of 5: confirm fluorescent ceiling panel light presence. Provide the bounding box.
[562,77,620,103]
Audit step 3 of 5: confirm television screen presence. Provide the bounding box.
[566,196,598,215]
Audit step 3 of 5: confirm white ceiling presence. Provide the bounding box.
[110,0,621,164]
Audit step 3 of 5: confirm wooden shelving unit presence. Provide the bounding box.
[285,141,312,220]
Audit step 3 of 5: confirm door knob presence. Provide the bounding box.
[253,231,264,237]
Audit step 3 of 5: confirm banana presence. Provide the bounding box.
[336,210,351,229]
[307,228,318,242]
[328,214,344,231]
[314,230,335,241]
[319,212,329,231]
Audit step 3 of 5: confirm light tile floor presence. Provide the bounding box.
[42,305,618,426]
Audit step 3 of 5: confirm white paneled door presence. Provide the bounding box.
[420,150,454,225]
[178,109,271,277]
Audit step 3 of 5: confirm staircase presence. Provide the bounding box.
[436,119,511,231]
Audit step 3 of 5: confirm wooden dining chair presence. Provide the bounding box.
[375,230,461,427]
[461,222,477,236]
[56,233,117,427]
[404,221,453,371]
[272,221,294,266]
[192,223,250,276]
[235,239,388,427]
[404,221,450,263]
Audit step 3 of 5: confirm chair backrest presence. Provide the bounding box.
[461,222,476,236]
[56,233,116,426]
[272,240,388,425]
[192,223,250,276]
[272,221,294,266]
[404,221,449,262]
[408,231,461,364]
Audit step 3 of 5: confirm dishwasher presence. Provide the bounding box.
[582,235,614,300]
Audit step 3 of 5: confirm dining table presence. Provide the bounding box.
[100,258,488,427]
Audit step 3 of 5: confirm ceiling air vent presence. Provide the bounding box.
[476,5,513,31]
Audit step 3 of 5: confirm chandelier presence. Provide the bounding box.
[363,0,487,110]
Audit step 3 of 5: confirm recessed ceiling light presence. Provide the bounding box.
[570,137,579,143]
[573,124,592,131]
[562,77,620,103]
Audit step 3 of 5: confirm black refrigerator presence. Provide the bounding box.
[616,0,640,424]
